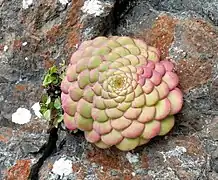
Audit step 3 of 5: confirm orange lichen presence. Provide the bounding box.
[7,160,31,180]
[175,18,216,92]
[176,59,212,92]
[175,136,204,156]
[67,30,80,49]
[0,135,7,142]
[140,154,149,169]
[87,147,139,179]
[44,0,84,49]
[183,19,218,54]
[65,0,84,49]
[86,147,133,179]
[42,0,84,62]
[0,44,4,51]
[137,15,177,59]
[87,148,130,170]
[0,127,12,143]
[72,163,86,179]
[13,40,22,50]
[46,25,61,43]
[95,167,133,180]
[44,59,55,69]
[14,84,28,91]
[39,51,55,69]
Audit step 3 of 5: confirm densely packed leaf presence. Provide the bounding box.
[61,36,183,151]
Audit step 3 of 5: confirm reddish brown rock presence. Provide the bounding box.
[137,15,177,59]
[176,58,212,92]
[7,160,31,180]
[0,0,217,180]
[0,127,13,143]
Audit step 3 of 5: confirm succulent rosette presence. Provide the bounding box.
[61,36,183,151]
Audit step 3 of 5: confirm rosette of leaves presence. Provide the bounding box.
[40,66,64,128]
[61,36,183,151]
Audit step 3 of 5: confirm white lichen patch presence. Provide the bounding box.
[22,0,33,9]
[131,172,136,177]
[158,145,206,178]
[52,157,73,178]
[148,168,180,180]
[159,146,187,162]
[58,0,68,5]
[81,0,110,16]
[12,108,32,124]
[4,45,8,52]
[31,102,42,118]
[22,42,28,46]
[126,152,140,164]
[165,146,187,157]
[0,95,4,102]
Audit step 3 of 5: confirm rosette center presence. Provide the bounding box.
[111,76,125,89]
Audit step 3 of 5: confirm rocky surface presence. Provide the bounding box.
[0,0,217,179]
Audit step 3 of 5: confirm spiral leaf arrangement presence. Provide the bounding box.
[61,36,183,151]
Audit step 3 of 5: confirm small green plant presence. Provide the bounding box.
[42,66,60,87]
[40,64,65,128]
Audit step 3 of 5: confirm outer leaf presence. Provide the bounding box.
[54,98,61,109]
[43,109,51,121]
[45,96,51,106]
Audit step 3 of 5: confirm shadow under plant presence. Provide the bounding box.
[0,0,217,180]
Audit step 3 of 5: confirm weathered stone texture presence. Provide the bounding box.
[0,0,217,179]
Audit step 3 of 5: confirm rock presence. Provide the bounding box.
[91,162,99,168]
[214,164,218,173]
[0,0,78,178]
[147,0,218,26]
[6,160,31,180]
[211,147,218,173]
[209,171,218,180]
[0,0,218,179]
[110,169,119,176]
[0,115,49,179]
[135,168,148,175]
[211,78,218,106]
[209,117,218,141]
[126,152,140,164]
[80,0,116,41]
